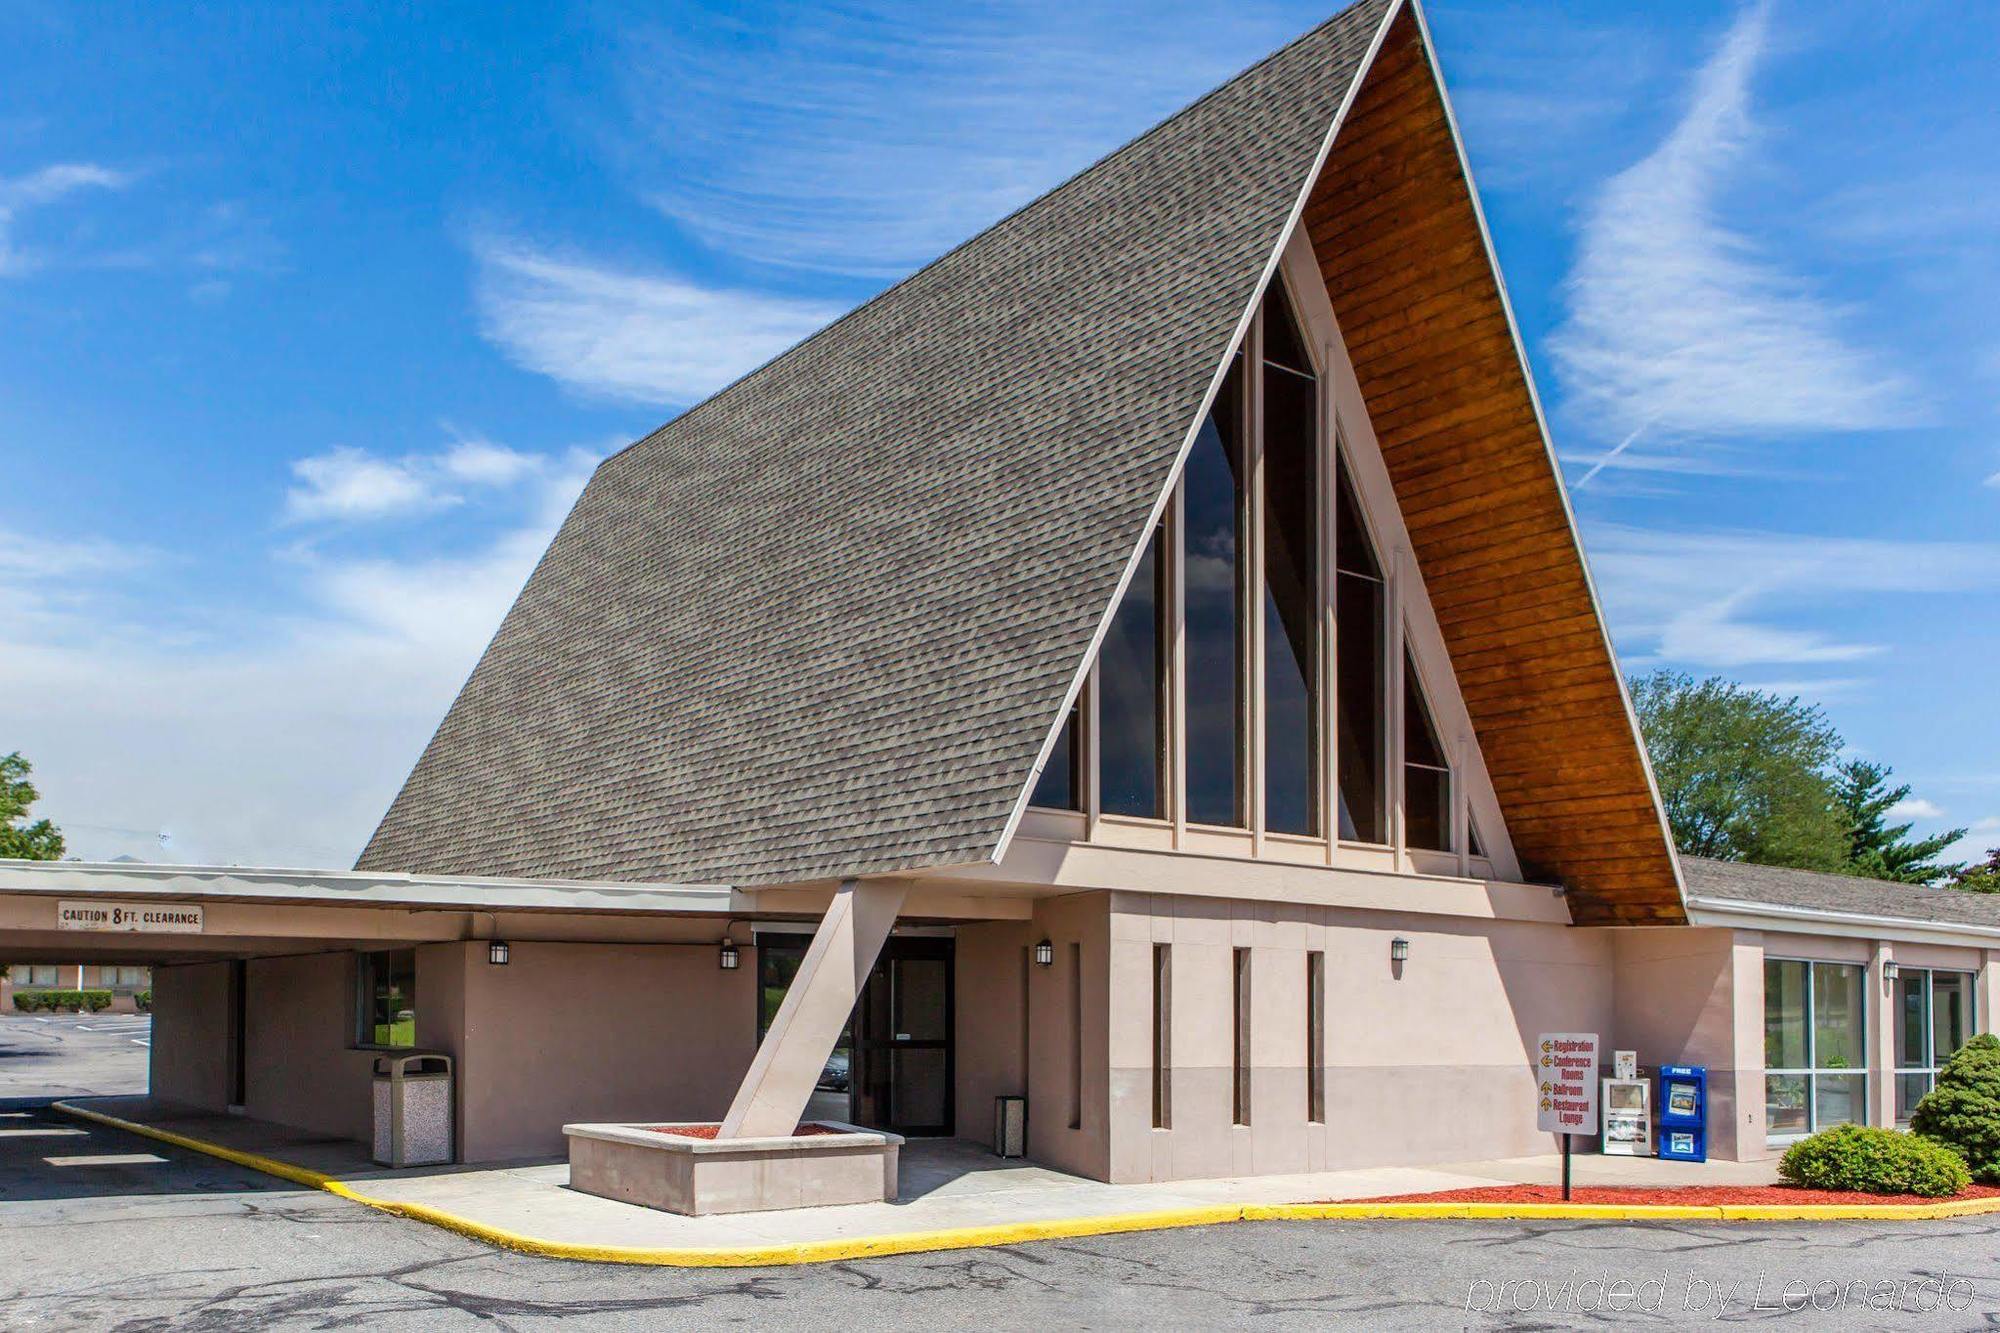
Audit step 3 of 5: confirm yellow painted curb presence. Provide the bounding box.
[51,1100,2000,1267]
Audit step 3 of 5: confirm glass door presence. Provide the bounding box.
[853,937,954,1136]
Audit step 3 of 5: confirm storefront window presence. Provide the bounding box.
[1764,958,1868,1144]
[356,949,416,1048]
[1894,968,1975,1123]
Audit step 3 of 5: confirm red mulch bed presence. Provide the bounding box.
[1351,1183,2000,1207]
[638,1123,847,1140]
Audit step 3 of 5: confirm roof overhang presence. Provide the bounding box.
[1300,2,1685,924]
[0,859,736,916]
[1687,894,2000,949]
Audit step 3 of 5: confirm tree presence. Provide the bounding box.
[1950,849,2000,895]
[1834,759,1965,884]
[0,752,65,861]
[1628,671,1848,871]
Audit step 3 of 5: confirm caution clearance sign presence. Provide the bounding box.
[56,900,205,934]
[1536,1031,1599,1136]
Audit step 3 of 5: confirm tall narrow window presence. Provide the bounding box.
[1152,944,1172,1129]
[1261,282,1321,836]
[1334,453,1386,841]
[1068,942,1083,1130]
[1030,705,1080,811]
[1403,649,1453,852]
[1307,950,1326,1123]
[1100,528,1166,818]
[356,949,417,1048]
[1232,947,1252,1125]
[1183,356,1247,827]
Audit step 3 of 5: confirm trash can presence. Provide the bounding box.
[372,1052,453,1167]
[994,1094,1026,1158]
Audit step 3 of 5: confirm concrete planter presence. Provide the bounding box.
[564,1121,903,1216]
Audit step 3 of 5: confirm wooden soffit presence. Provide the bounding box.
[1308,6,1685,925]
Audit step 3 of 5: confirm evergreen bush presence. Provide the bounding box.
[1911,1033,2000,1182]
[1777,1124,1968,1197]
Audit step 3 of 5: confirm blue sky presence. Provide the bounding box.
[3,0,1996,869]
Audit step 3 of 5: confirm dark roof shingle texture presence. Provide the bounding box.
[358,0,1395,885]
[1684,857,2000,930]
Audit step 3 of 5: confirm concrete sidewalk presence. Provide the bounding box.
[61,1097,1781,1255]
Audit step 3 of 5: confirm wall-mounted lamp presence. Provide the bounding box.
[1884,960,1900,983]
[487,940,510,966]
[1389,937,1410,964]
[1034,939,1055,968]
[718,936,740,971]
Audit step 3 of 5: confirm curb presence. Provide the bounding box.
[52,1101,2000,1267]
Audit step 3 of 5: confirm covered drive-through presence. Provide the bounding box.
[0,860,1019,1166]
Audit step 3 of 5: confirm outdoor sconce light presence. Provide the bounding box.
[1884,961,1900,983]
[487,940,510,966]
[1034,939,1054,968]
[1390,937,1410,964]
[718,936,740,971]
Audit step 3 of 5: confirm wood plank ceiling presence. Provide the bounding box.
[1308,7,1685,924]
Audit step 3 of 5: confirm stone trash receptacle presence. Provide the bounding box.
[563,1120,903,1216]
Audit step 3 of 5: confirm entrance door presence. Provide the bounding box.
[853,937,954,1136]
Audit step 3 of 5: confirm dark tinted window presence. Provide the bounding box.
[1030,706,1080,811]
[1184,357,1246,827]
[1100,528,1165,818]
[1403,649,1452,852]
[1263,300,1319,836]
[1335,453,1385,842]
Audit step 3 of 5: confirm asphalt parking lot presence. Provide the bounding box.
[0,1012,151,1102]
[4,1014,1999,1329]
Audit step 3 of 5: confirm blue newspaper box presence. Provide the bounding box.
[1656,1064,1707,1162]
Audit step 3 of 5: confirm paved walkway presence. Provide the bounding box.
[63,1097,1780,1252]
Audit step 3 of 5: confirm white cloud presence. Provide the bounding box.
[471,237,842,406]
[616,3,1286,278]
[0,162,133,274]
[1549,3,1918,448]
[285,447,444,522]
[441,437,541,487]
[1984,468,2000,490]
[6,450,598,867]
[284,437,554,523]
[1887,797,1946,821]
[1588,524,2000,670]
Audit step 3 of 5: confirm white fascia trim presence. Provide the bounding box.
[0,858,736,915]
[1687,894,2000,948]
[1401,0,1688,910]
[993,0,1409,866]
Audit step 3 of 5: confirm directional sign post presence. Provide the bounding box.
[1536,1032,1599,1201]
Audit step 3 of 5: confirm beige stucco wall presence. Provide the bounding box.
[953,921,1033,1148]
[1610,927,1760,1159]
[1097,891,1616,1184]
[1020,894,1111,1180]
[149,961,232,1111]
[244,952,377,1143]
[450,940,760,1162]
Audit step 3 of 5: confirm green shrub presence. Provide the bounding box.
[136,990,151,1012]
[1911,1032,2000,1182]
[9,989,113,1014]
[1778,1124,1969,1197]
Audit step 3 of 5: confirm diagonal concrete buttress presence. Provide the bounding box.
[719,877,907,1139]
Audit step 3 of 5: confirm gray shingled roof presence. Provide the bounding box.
[1684,857,2000,931]
[358,0,1396,886]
